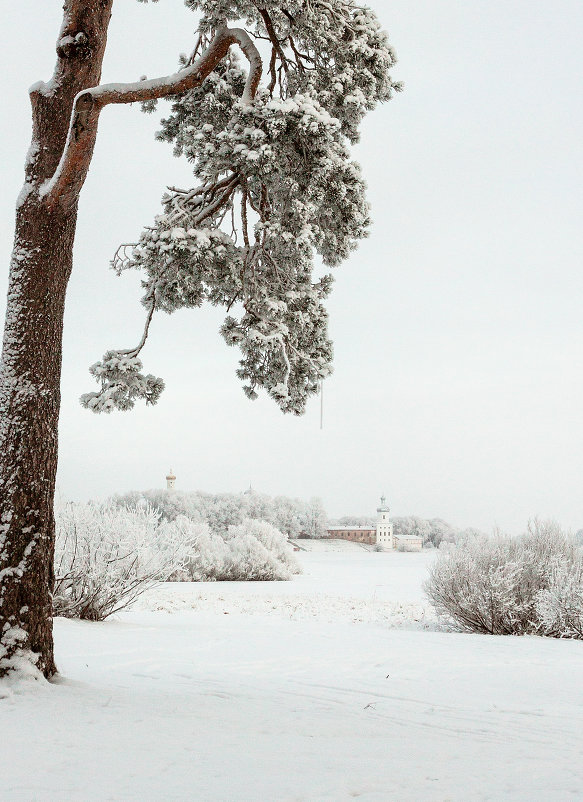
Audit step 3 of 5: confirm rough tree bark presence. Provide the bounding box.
[0,0,114,679]
[0,1,261,679]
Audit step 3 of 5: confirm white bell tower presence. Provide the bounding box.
[375,494,393,548]
[166,468,176,491]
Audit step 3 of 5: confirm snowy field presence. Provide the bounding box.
[2,551,583,801]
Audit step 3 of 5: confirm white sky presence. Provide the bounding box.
[1,1,582,533]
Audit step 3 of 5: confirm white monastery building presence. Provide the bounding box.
[325,496,423,551]
[166,468,176,491]
[376,495,393,547]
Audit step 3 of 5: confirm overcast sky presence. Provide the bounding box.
[1,1,582,532]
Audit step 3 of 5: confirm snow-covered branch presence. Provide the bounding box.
[42,26,261,208]
[91,27,261,107]
[81,0,399,415]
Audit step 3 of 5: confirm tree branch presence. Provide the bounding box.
[92,27,261,107]
[42,26,262,210]
[259,9,289,73]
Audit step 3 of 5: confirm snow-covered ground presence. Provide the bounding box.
[2,551,583,801]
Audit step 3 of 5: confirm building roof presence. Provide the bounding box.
[166,468,176,480]
[394,534,422,541]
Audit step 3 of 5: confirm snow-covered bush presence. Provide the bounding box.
[53,502,193,620]
[535,562,583,638]
[163,515,230,581]
[223,519,300,580]
[163,515,300,582]
[244,518,300,570]
[424,521,583,637]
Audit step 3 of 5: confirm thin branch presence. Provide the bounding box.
[288,36,308,73]
[111,243,138,274]
[259,9,289,72]
[183,33,203,67]
[119,298,156,359]
[190,176,240,226]
[241,185,250,248]
[267,47,277,95]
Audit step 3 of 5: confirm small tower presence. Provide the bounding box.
[375,494,394,549]
[166,468,176,491]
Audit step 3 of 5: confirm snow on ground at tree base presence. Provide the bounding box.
[2,553,583,801]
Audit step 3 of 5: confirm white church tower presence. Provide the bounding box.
[375,495,394,549]
[166,468,176,491]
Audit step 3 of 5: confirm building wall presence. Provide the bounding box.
[376,507,393,548]
[324,529,377,545]
[325,501,424,553]
[376,522,394,548]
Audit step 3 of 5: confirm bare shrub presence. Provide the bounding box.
[424,520,583,637]
[53,502,192,620]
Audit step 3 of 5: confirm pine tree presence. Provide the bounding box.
[0,0,400,678]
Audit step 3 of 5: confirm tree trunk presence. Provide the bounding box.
[0,0,255,679]
[0,200,77,678]
[0,0,113,679]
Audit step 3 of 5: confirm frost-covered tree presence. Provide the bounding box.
[393,516,432,545]
[271,495,304,538]
[0,1,400,678]
[113,487,326,539]
[244,490,275,523]
[333,514,375,527]
[391,516,479,548]
[299,496,327,538]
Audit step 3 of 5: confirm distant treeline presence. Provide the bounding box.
[113,489,328,539]
[113,490,491,548]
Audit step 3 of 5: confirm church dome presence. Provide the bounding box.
[376,494,390,512]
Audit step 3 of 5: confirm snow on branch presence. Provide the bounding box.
[90,27,261,107]
[42,26,261,209]
[81,0,400,415]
